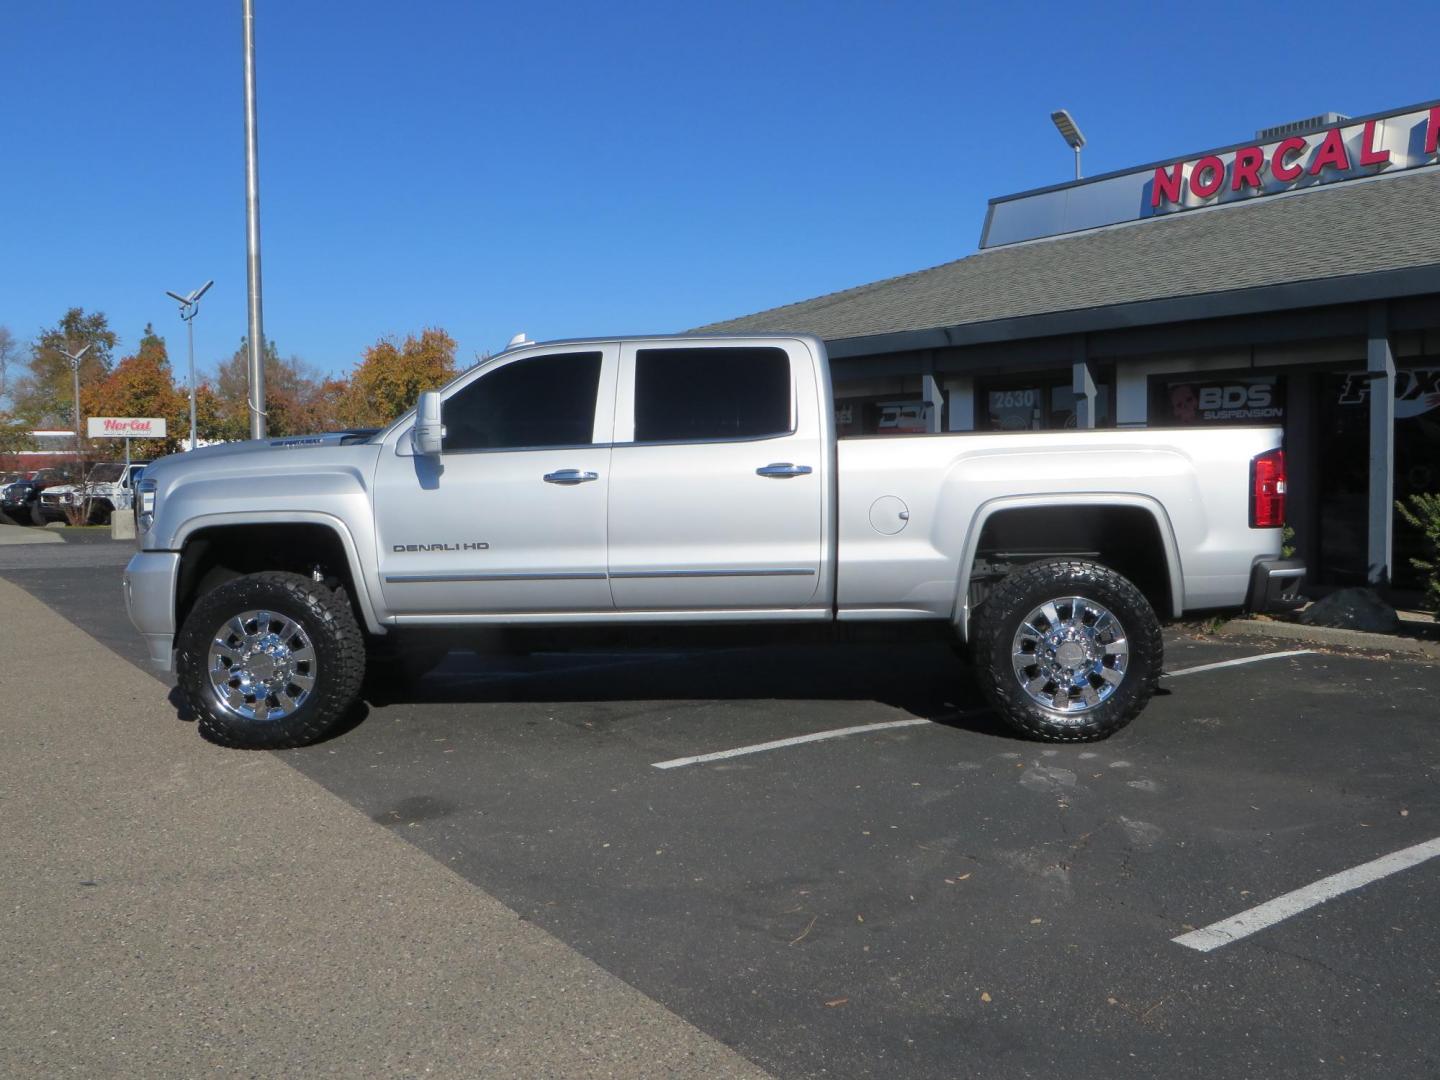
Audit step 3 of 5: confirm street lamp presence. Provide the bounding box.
[58,342,92,450]
[166,280,215,451]
[1051,109,1086,180]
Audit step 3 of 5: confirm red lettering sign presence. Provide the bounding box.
[1230,146,1264,191]
[1308,127,1350,175]
[1358,119,1390,167]
[1271,136,1307,181]
[1189,155,1226,198]
[1151,162,1185,208]
[1147,107,1429,214]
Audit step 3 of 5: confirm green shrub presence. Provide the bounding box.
[1397,493,1440,617]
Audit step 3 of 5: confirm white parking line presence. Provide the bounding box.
[1173,836,1440,952]
[653,649,1312,770]
[651,717,935,769]
[1163,649,1314,678]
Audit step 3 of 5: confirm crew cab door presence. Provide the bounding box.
[373,344,618,615]
[607,340,827,610]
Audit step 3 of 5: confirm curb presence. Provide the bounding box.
[1218,616,1440,660]
[0,523,63,546]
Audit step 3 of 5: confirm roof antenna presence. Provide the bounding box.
[506,332,530,350]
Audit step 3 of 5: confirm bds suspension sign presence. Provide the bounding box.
[88,417,167,438]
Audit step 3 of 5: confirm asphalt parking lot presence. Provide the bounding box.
[3,537,1438,1079]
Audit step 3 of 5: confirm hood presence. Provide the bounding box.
[178,428,378,460]
[143,429,380,470]
[141,429,385,497]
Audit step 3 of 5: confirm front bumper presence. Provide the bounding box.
[123,551,181,671]
[1247,558,1306,613]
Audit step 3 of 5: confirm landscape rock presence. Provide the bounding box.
[1298,587,1401,633]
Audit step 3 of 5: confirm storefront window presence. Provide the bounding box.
[1050,385,1111,429]
[1319,363,1440,590]
[986,386,1044,430]
[1148,373,1285,426]
[980,377,1110,430]
[834,396,932,436]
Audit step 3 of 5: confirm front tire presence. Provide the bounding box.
[177,571,366,749]
[971,559,1162,742]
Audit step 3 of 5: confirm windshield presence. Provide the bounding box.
[87,464,125,483]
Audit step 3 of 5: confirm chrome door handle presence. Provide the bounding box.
[756,463,813,478]
[543,469,600,485]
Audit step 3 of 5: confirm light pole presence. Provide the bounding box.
[1051,109,1087,180]
[58,342,92,452]
[242,0,267,438]
[165,280,215,451]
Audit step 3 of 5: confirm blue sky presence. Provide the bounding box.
[2,1,1434,379]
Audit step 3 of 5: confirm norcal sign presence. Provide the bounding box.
[1149,104,1440,213]
[982,98,1440,248]
[88,417,167,438]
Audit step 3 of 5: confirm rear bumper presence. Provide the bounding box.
[123,551,181,671]
[1247,559,1306,613]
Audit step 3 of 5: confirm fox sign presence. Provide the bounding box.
[88,417,167,438]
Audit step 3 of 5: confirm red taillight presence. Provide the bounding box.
[1250,448,1286,528]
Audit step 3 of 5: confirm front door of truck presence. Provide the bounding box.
[373,344,619,616]
[606,341,826,610]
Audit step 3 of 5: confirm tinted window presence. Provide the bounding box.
[633,347,791,443]
[443,352,602,451]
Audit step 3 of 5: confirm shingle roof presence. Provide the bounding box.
[695,169,1440,343]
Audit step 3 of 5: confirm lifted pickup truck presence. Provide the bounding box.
[124,334,1302,748]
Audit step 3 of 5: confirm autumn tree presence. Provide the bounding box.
[212,338,343,438]
[0,325,19,408]
[0,327,23,454]
[0,414,32,456]
[84,325,189,457]
[192,381,227,444]
[11,308,118,429]
[340,329,457,428]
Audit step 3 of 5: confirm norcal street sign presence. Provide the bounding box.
[88,417,167,438]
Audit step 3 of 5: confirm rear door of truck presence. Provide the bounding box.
[606,338,831,611]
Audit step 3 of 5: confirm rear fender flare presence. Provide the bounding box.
[952,493,1183,640]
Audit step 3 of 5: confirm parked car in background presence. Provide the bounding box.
[1,469,68,525]
[39,462,147,524]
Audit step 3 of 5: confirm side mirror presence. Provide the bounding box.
[412,390,445,456]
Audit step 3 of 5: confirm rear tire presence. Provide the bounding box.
[971,559,1162,742]
[177,571,366,749]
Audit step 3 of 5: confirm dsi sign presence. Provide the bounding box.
[1149,105,1440,213]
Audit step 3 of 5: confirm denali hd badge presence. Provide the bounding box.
[393,542,490,552]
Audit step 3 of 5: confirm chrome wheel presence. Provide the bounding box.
[207,609,317,722]
[1010,595,1129,716]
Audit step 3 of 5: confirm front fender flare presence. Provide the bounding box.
[172,510,386,635]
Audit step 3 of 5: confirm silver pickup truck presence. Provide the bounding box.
[124,334,1302,749]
